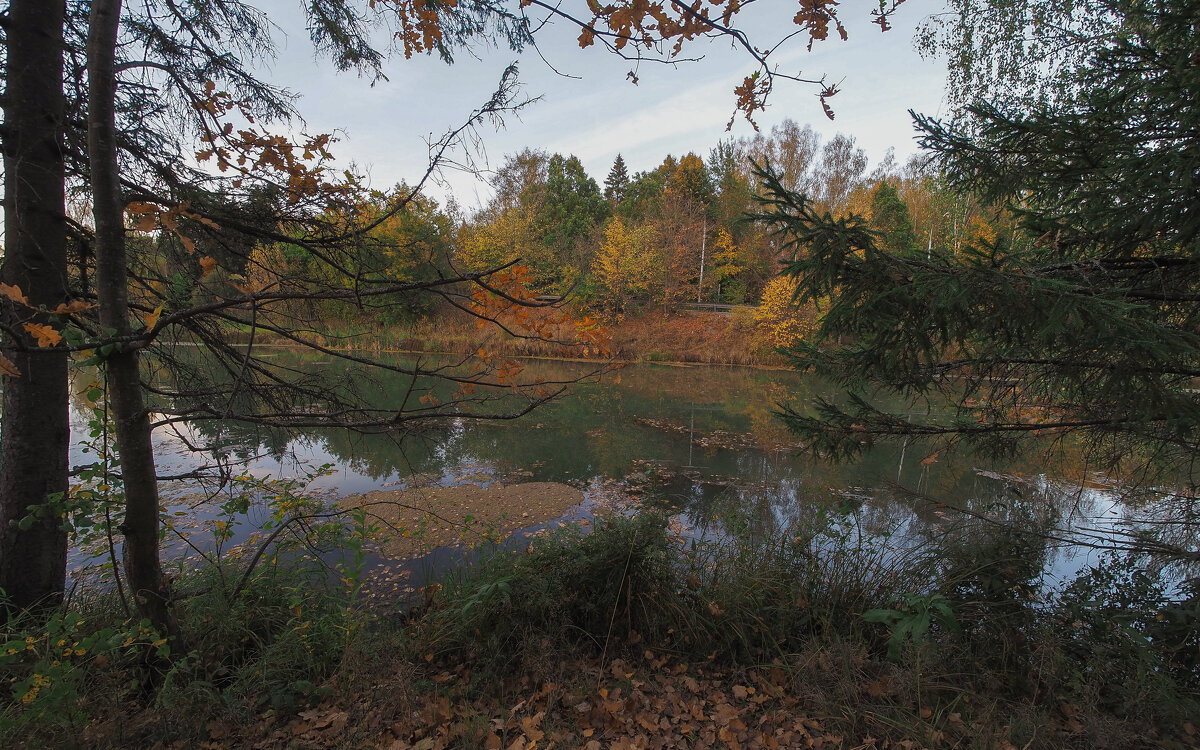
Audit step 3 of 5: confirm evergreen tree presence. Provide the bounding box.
[754,0,1200,499]
[868,181,919,253]
[534,154,607,289]
[604,154,630,205]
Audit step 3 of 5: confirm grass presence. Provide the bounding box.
[3,507,1197,748]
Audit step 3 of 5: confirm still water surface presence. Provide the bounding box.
[68,355,1135,590]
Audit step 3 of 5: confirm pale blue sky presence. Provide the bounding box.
[257,2,950,210]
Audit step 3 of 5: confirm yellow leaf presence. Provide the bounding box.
[0,354,21,377]
[23,323,62,348]
[0,283,29,306]
[144,305,163,331]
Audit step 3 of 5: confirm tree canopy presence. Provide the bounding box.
[755,0,1200,507]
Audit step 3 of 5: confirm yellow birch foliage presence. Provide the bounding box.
[753,275,823,348]
[710,227,745,284]
[595,216,660,306]
[458,209,530,272]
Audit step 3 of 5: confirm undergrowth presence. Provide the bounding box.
[1,556,361,747]
[4,507,1198,748]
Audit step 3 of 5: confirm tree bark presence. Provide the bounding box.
[87,0,175,635]
[0,0,71,612]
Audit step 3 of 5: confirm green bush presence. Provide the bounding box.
[422,513,681,675]
[422,504,928,672]
[1046,552,1199,716]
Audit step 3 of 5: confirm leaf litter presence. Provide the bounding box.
[155,648,883,750]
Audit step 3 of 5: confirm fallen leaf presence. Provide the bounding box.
[205,719,231,740]
[711,702,739,725]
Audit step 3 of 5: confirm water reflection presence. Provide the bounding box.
[67,355,1171,588]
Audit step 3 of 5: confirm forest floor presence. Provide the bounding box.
[134,650,958,750]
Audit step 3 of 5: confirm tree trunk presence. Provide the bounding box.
[87,0,174,635]
[0,0,70,612]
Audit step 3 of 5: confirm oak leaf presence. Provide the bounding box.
[52,300,95,314]
[0,354,21,377]
[24,323,62,347]
[199,256,219,277]
[0,283,29,306]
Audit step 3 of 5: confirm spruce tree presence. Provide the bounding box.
[604,154,630,205]
[754,0,1200,493]
[868,181,918,254]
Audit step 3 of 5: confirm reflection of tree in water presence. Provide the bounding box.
[136,353,1147,570]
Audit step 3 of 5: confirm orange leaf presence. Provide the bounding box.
[199,256,219,277]
[52,300,95,315]
[0,354,21,377]
[0,283,29,306]
[134,213,158,232]
[920,451,940,466]
[180,235,196,254]
[144,305,164,331]
[23,323,62,348]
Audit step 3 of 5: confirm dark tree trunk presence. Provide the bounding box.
[0,0,70,612]
[87,0,174,635]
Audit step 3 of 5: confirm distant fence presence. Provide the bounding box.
[526,297,750,314]
[678,303,743,314]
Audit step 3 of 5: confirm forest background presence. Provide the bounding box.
[259,123,968,364]
[4,1,1199,747]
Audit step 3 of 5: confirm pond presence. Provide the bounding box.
[66,353,1144,597]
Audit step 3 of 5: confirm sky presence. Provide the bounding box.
[256,2,951,212]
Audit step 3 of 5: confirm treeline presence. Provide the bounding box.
[455,120,1008,317]
[200,119,1013,338]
